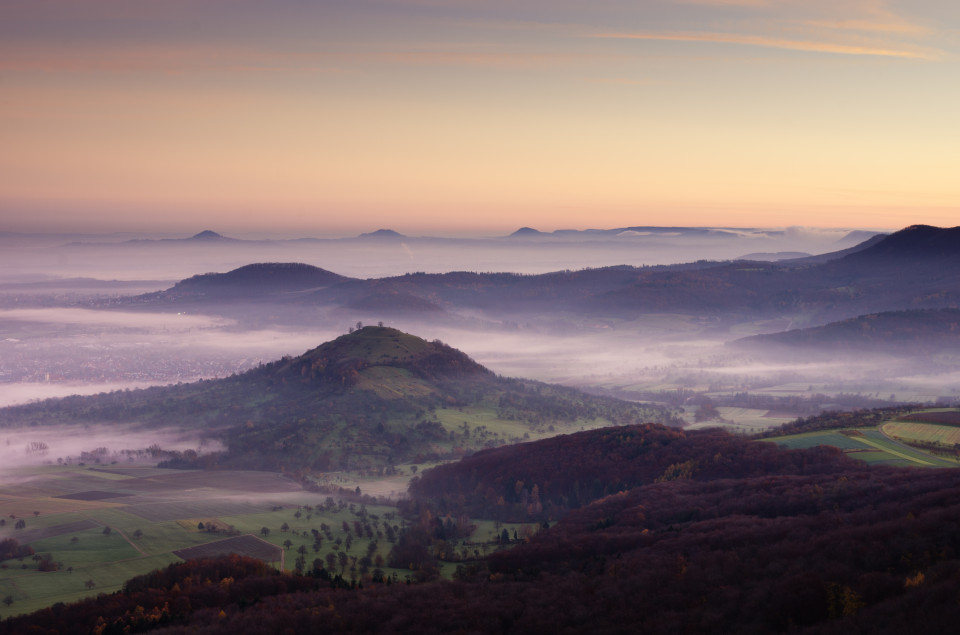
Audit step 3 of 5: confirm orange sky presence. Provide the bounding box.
[1,0,957,234]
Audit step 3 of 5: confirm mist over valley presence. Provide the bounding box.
[3,225,960,631]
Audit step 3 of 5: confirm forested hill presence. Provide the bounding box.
[0,327,680,471]
[839,224,960,264]
[161,262,352,299]
[408,423,857,521]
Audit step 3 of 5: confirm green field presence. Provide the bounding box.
[0,463,529,618]
[768,428,958,467]
[0,466,388,617]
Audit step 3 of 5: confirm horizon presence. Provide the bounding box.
[0,223,906,242]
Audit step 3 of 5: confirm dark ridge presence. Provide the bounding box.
[189,230,228,241]
[172,262,349,293]
[842,224,960,263]
[358,229,405,239]
[408,423,853,521]
[509,227,543,237]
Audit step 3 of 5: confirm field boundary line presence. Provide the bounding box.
[855,437,933,465]
[80,514,149,557]
[114,528,148,556]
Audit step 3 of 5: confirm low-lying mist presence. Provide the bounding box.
[0,226,870,283]
[2,303,956,418]
[0,425,224,471]
[4,224,957,439]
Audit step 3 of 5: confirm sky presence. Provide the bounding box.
[1,0,958,235]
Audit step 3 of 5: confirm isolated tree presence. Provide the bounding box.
[2,595,12,607]
[281,522,290,533]
[102,526,111,536]
[14,519,25,530]
[84,579,96,589]
[32,511,40,518]
[283,539,293,550]
[133,529,143,540]
[260,527,270,537]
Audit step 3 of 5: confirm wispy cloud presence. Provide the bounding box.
[591,30,938,60]
[0,40,587,75]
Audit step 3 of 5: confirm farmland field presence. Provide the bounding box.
[883,421,960,446]
[767,428,958,467]
[173,535,282,562]
[0,463,524,619]
[0,465,407,617]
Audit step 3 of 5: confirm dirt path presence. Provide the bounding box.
[113,528,148,556]
[81,515,148,557]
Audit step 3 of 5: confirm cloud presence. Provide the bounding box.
[590,30,937,60]
[0,40,585,76]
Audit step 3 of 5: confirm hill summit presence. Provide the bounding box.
[842,224,960,264]
[189,230,228,241]
[273,326,491,389]
[165,262,350,299]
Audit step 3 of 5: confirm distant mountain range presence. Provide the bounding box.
[112,225,960,329]
[50,225,876,245]
[0,327,679,471]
